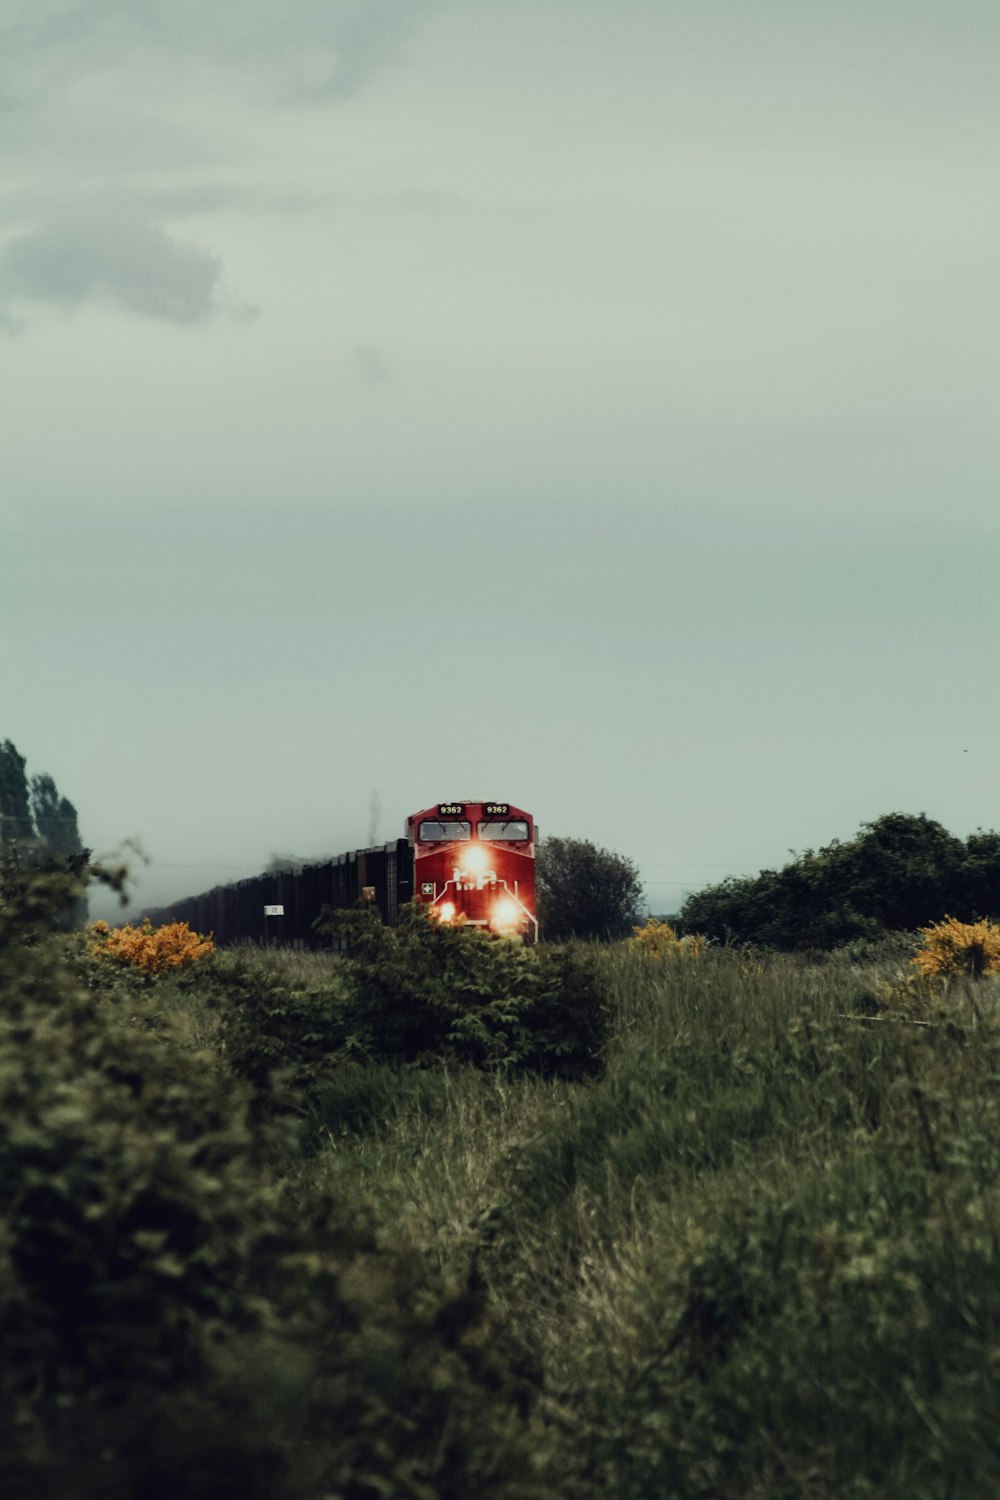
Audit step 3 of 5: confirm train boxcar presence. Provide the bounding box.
[141,799,537,946]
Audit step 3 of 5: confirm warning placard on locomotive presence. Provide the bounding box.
[438,802,464,816]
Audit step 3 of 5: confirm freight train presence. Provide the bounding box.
[143,800,538,946]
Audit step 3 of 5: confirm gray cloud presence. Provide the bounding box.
[0,0,447,339]
[0,0,433,106]
[0,211,227,326]
[0,174,465,331]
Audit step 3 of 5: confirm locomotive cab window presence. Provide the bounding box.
[418,820,472,841]
[478,820,530,842]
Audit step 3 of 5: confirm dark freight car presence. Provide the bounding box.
[142,838,412,947]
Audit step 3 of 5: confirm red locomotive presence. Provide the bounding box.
[408,800,538,943]
[142,800,538,946]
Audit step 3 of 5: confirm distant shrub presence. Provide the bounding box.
[330,902,609,1076]
[91,916,214,974]
[219,969,347,1093]
[224,903,610,1091]
[911,915,1000,979]
[680,811,975,950]
[627,919,705,959]
[537,836,644,941]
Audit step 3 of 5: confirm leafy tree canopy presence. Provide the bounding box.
[0,745,87,923]
[0,740,34,844]
[30,773,83,857]
[680,812,1000,950]
[0,742,84,860]
[536,836,644,942]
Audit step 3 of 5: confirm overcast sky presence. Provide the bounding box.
[3,0,999,918]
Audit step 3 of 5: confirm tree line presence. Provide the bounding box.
[0,739,84,858]
[678,811,1000,950]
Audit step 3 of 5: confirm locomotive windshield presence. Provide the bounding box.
[478,820,530,842]
[418,820,472,841]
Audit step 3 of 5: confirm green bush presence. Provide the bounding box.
[536,835,644,941]
[0,862,553,1498]
[680,812,980,950]
[224,904,610,1093]
[215,946,347,1093]
[329,904,609,1075]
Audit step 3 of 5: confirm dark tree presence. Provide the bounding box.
[536,836,644,941]
[0,753,88,924]
[959,830,1000,919]
[830,812,965,932]
[0,740,35,844]
[680,811,971,950]
[31,773,84,857]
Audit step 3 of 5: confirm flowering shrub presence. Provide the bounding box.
[91,917,214,975]
[911,916,1000,980]
[628,919,705,959]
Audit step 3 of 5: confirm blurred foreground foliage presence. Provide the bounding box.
[0,859,552,1499]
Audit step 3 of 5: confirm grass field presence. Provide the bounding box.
[291,942,1000,1498]
[4,892,1000,1497]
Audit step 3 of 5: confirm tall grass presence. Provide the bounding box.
[298,943,1000,1498]
[218,941,344,988]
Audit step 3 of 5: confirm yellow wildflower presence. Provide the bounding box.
[627,919,705,960]
[911,916,1000,980]
[91,918,214,975]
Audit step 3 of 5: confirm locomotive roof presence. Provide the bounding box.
[408,800,532,819]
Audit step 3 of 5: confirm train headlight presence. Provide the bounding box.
[491,898,519,929]
[459,844,488,873]
[438,901,456,922]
